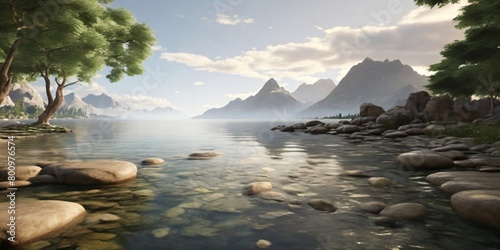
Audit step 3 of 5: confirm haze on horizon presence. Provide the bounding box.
[31,0,466,117]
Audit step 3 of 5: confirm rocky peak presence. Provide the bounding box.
[257,78,280,94]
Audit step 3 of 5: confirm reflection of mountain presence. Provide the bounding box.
[300,58,428,117]
[195,78,304,119]
[292,79,336,104]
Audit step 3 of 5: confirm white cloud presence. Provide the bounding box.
[225,92,256,100]
[175,91,180,94]
[162,4,465,83]
[113,94,175,111]
[216,14,254,25]
[194,81,205,86]
[151,45,164,51]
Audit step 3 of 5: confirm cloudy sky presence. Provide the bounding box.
[62,0,466,116]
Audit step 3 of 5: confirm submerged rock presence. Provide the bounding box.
[242,182,273,195]
[380,203,427,221]
[141,158,165,165]
[359,201,386,214]
[368,177,391,188]
[308,199,337,213]
[256,239,272,248]
[188,151,222,160]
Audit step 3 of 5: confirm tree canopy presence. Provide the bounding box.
[1,0,156,125]
[418,0,500,114]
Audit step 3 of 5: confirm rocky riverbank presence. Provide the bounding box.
[270,94,500,232]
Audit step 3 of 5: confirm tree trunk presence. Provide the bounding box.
[0,39,21,105]
[32,85,64,126]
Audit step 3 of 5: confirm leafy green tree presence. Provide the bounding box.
[10,0,156,125]
[417,0,500,114]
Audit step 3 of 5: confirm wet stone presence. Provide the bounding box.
[359,201,386,214]
[151,228,171,238]
[308,199,337,213]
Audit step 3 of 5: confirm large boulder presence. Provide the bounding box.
[397,150,455,169]
[39,160,137,185]
[350,116,376,126]
[242,182,273,195]
[0,200,86,246]
[451,190,500,230]
[423,95,455,122]
[0,166,41,181]
[405,91,431,119]
[375,106,413,129]
[360,103,385,118]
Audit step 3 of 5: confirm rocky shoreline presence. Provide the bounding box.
[270,92,500,232]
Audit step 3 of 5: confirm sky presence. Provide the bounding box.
[56,0,467,116]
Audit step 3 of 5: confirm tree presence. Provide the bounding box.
[11,0,156,125]
[417,0,500,115]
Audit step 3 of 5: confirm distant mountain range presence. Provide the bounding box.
[292,79,336,105]
[1,58,429,120]
[300,58,428,117]
[195,78,304,119]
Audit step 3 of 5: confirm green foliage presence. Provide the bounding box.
[54,107,88,118]
[420,0,500,109]
[321,113,359,119]
[440,124,500,144]
[0,101,43,119]
[414,0,459,8]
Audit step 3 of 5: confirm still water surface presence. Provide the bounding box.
[6,119,500,250]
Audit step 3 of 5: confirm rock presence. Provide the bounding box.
[259,191,288,202]
[204,197,253,213]
[163,207,185,218]
[375,106,413,129]
[309,126,330,135]
[440,181,500,193]
[397,150,455,169]
[368,177,391,188]
[188,151,222,160]
[423,125,445,135]
[141,158,164,165]
[256,239,272,248]
[0,200,86,246]
[350,116,377,126]
[423,95,455,122]
[341,170,370,178]
[479,167,500,172]
[258,211,294,219]
[360,103,385,117]
[84,213,121,224]
[0,166,41,181]
[404,128,424,136]
[427,171,500,186]
[405,91,431,117]
[306,120,324,127]
[28,175,57,185]
[451,190,500,230]
[384,131,408,138]
[375,216,400,228]
[367,128,385,135]
[359,201,386,214]
[151,228,170,238]
[292,123,307,129]
[242,182,273,195]
[308,199,337,212]
[336,125,361,134]
[434,150,467,161]
[39,160,137,185]
[380,203,427,221]
[280,126,295,132]
[433,144,470,152]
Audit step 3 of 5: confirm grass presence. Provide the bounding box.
[441,124,500,144]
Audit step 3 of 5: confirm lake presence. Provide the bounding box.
[4,119,500,250]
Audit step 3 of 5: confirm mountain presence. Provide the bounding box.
[292,79,336,104]
[196,78,304,119]
[59,93,95,117]
[300,58,428,117]
[380,84,421,110]
[8,82,45,109]
[82,93,121,109]
[0,96,14,107]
